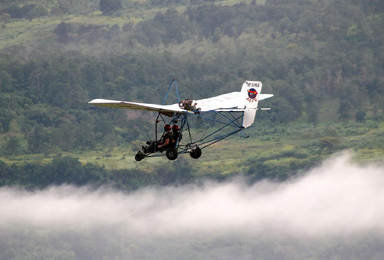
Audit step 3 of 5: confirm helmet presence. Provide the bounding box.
[172,125,180,132]
[164,124,171,131]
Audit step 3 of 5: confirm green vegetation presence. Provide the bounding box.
[2,118,383,189]
[1,1,384,259]
[0,0,383,190]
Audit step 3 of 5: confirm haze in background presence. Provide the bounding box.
[1,152,384,259]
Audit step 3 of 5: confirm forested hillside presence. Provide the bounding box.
[1,1,384,259]
[0,0,384,189]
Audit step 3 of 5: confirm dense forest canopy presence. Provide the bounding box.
[0,0,383,185]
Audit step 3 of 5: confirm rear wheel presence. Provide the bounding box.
[190,147,202,159]
[135,152,144,161]
[166,148,178,160]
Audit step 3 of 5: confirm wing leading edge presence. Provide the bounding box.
[88,99,185,116]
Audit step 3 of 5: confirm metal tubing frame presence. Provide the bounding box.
[162,79,180,105]
[192,112,242,128]
[193,113,244,149]
[197,128,243,150]
[198,114,243,142]
[145,80,248,157]
[174,111,244,154]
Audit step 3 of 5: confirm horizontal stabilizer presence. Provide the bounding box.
[259,94,274,101]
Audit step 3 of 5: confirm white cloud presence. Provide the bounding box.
[1,152,384,238]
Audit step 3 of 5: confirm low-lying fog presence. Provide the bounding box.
[1,152,384,259]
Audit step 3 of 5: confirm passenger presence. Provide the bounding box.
[157,124,173,150]
[171,125,181,147]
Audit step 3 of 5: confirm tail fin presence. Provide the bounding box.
[240,81,262,128]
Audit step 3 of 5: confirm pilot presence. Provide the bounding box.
[157,124,173,150]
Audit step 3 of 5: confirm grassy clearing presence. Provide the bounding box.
[0,6,157,50]
[0,0,268,50]
[0,13,141,50]
[0,17,59,49]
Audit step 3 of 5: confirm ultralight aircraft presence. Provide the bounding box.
[89,80,273,161]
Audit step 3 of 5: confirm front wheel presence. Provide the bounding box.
[166,148,178,160]
[190,147,202,159]
[135,152,144,161]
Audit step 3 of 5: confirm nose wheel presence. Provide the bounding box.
[135,152,144,161]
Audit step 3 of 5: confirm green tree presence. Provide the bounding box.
[338,100,352,120]
[46,156,86,185]
[52,122,75,151]
[0,13,10,24]
[54,22,74,43]
[319,136,341,152]
[324,126,339,137]
[75,121,96,150]
[28,126,50,153]
[99,0,122,15]
[21,4,48,20]
[274,99,296,124]
[94,114,114,137]
[103,133,118,152]
[0,160,9,185]
[3,4,22,18]
[5,137,22,155]
[307,105,319,125]
[0,109,16,132]
[355,110,366,122]
[0,70,14,92]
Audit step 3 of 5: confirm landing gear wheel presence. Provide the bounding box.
[190,147,202,159]
[166,148,178,160]
[135,152,144,161]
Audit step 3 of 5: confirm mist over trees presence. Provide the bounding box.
[2,154,384,260]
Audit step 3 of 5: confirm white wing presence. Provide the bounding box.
[89,82,273,116]
[88,99,185,116]
[89,93,274,114]
[89,80,273,128]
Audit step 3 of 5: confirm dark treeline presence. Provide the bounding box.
[0,156,194,190]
